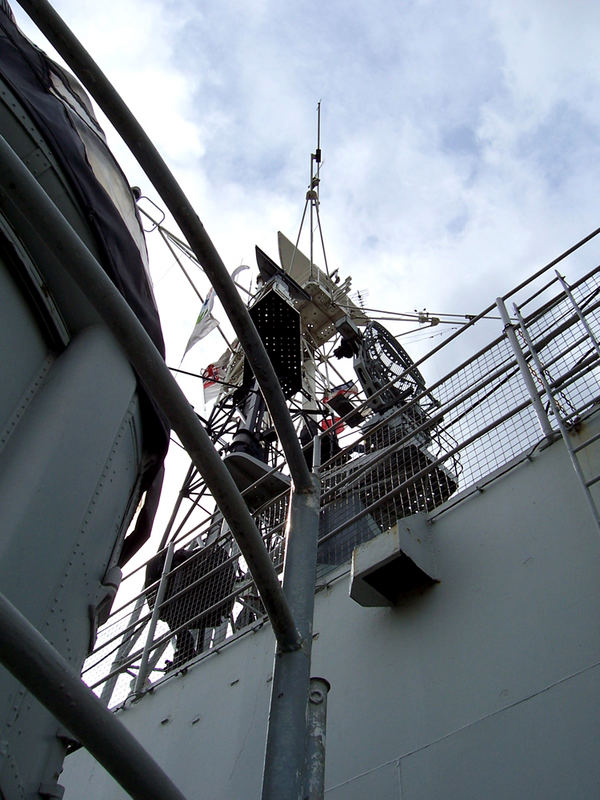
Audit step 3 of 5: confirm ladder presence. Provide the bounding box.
[511,272,600,531]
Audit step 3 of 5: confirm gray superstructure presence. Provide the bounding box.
[2,2,600,799]
[0,4,167,796]
[66,416,600,798]
[69,239,600,799]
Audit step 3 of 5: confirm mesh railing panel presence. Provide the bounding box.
[85,264,600,707]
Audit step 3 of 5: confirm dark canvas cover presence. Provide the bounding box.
[0,2,169,560]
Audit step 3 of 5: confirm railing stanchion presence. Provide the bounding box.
[496,298,554,444]
[134,542,175,695]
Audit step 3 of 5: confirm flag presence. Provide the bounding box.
[320,416,344,435]
[323,381,358,404]
[201,349,231,405]
[182,288,218,359]
[182,266,249,361]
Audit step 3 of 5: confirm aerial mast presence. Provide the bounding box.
[292,102,331,281]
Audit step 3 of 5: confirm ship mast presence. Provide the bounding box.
[292,102,331,281]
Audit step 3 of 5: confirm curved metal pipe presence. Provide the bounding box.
[0,591,188,800]
[15,0,312,493]
[0,131,300,653]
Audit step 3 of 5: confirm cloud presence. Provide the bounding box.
[11,0,600,555]
[11,0,600,363]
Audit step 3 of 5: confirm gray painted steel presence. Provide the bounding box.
[63,418,600,798]
[304,678,331,800]
[350,513,437,607]
[0,130,300,654]
[0,591,189,800]
[0,103,149,798]
[261,476,321,800]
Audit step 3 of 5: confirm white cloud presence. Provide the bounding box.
[11,0,600,358]
[10,0,600,555]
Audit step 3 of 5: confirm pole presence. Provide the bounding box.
[261,475,321,800]
[304,677,331,800]
[555,271,600,361]
[496,298,554,444]
[513,304,600,528]
[99,594,146,706]
[133,542,175,695]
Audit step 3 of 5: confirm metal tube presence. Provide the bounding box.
[99,594,146,706]
[496,298,554,443]
[15,0,313,494]
[312,434,322,471]
[512,305,600,529]
[262,475,321,800]
[157,463,196,550]
[0,132,300,654]
[83,603,153,676]
[133,542,175,695]
[304,677,331,800]
[0,591,188,800]
[555,270,600,361]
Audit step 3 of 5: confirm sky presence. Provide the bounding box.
[10,0,600,533]
[12,0,600,368]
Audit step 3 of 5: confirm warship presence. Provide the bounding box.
[1,2,600,799]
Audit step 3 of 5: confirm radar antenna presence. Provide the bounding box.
[100,123,461,689]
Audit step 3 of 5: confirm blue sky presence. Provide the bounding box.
[12,0,600,366]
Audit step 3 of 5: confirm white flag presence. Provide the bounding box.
[182,266,249,361]
[182,288,219,358]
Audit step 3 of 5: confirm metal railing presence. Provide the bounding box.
[82,252,600,709]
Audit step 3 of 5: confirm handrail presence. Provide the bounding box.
[0,591,188,800]
[88,263,600,697]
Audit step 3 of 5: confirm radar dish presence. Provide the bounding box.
[354,321,426,412]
